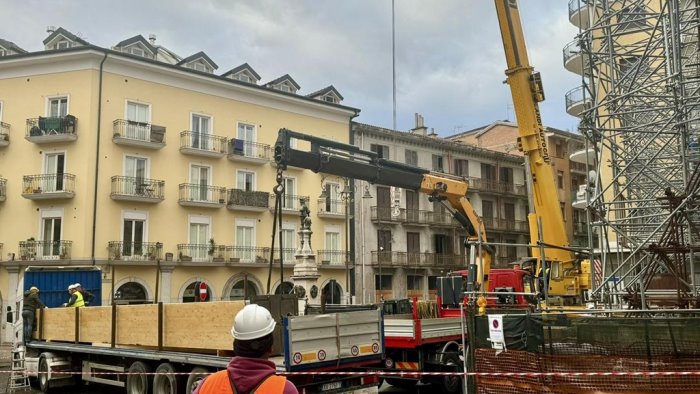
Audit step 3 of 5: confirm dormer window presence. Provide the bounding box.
[237,74,251,83]
[279,84,291,93]
[56,41,70,49]
[323,95,338,104]
[131,47,145,57]
[192,62,212,73]
[0,49,5,57]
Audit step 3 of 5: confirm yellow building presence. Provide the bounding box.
[0,29,358,337]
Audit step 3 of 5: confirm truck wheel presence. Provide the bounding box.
[153,362,180,394]
[38,356,51,393]
[439,352,463,394]
[126,361,152,394]
[185,367,209,394]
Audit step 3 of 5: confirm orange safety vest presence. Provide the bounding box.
[197,370,286,394]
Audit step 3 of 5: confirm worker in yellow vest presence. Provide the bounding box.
[194,304,298,394]
[65,284,85,308]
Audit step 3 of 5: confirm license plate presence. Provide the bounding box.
[321,381,343,391]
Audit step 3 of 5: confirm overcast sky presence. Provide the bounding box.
[1,0,582,136]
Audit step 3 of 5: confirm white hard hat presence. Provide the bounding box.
[74,283,81,288]
[230,304,276,341]
[68,284,76,290]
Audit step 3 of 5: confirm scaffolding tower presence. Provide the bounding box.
[569,0,700,308]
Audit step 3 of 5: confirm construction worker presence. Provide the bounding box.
[65,284,85,308]
[22,286,45,345]
[73,283,94,306]
[193,304,298,394]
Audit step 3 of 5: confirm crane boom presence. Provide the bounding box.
[274,128,493,292]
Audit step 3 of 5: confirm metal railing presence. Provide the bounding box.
[19,240,72,260]
[568,0,589,16]
[0,178,5,200]
[22,174,75,194]
[430,211,458,227]
[371,251,403,266]
[468,177,526,195]
[269,194,308,211]
[108,241,163,261]
[404,209,431,225]
[571,162,587,172]
[226,246,271,263]
[565,86,591,110]
[111,176,165,199]
[113,119,166,143]
[177,244,215,261]
[179,184,227,204]
[179,131,227,154]
[317,199,347,215]
[228,189,270,209]
[26,116,77,137]
[370,206,405,223]
[228,139,271,161]
[0,121,9,140]
[318,250,349,265]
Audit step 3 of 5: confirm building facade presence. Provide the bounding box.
[352,118,529,303]
[0,28,358,341]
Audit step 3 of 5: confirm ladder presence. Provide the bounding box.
[8,345,30,391]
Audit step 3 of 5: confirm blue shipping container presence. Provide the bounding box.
[24,266,102,308]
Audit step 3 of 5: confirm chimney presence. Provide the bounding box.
[148,34,157,45]
[410,113,428,136]
[428,128,438,138]
[46,26,56,34]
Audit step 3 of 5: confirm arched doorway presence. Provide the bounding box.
[274,281,294,295]
[183,281,211,303]
[114,282,148,304]
[322,280,342,304]
[228,279,258,301]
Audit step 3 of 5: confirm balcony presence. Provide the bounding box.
[22,174,75,200]
[570,161,588,174]
[403,209,431,226]
[179,131,227,158]
[433,253,464,269]
[431,211,459,227]
[227,189,270,212]
[563,39,590,76]
[570,147,595,165]
[568,0,590,29]
[112,119,166,149]
[227,139,271,164]
[572,184,588,209]
[370,206,405,224]
[0,177,5,202]
[178,184,227,208]
[317,199,347,219]
[565,86,592,117]
[177,244,220,262]
[226,246,272,264]
[108,241,163,261]
[0,121,9,147]
[573,221,589,235]
[26,116,77,143]
[318,250,349,266]
[370,251,404,267]
[19,240,72,261]
[110,176,165,203]
[468,177,526,196]
[493,219,529,233]
[269,194,309,215]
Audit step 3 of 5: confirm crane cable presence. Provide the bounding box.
[268,167,285,294]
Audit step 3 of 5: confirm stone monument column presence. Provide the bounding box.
[291,198,321,309]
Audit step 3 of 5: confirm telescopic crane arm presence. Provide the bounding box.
[274,128,493,292]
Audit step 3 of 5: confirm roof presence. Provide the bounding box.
[114,35,157,55]
[221,63,261,80]
[42,27,89,46]
[306,85,344,101]
[176,51,218,69]
[0,38,27,54]
[447,120,583,142]
[155,45,182,62]
[264,74,301,90]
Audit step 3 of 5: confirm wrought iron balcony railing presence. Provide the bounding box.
[318,250,349,265]
[19,240,72,260]
[430,211,458,227]
[317,199,347,216]
[0,177,5,202]
[177,244,220,262]
[178,184,227,206]
[110,176,165,201]
[108,241,163,261]
[269,194,309,212]
[0,121,9,145]
[227,139,271,162]
[228,189,270,210]
[26,116,77,140]
[226,246,272,263]
[404,209,431,225]
[179,131,227,156]
[370,206,405,223]
[22,174,75,198]
[113,119,166,146]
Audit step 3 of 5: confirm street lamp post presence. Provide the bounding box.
[339,179,352,304]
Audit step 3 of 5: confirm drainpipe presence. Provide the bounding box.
[348,111,360,302]
[91,51,108,266]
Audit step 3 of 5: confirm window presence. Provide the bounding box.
[237,123,256,157]
[193,63,206,72]
[189,217,210,261]
[115,282,147,304]
[407,275,422,291]
[481,163,496,180]
[190,165,211,201]
[131,47,145,57]
[183,281,211,303]
[123,211,147,259]
[282,177,296,209]
[125,156,148,195]
[323,95,337,103]
[618,4,647,30]
[323,281,342,304]
[125,101,151,140]
[281,225,295,262]
[48,97,68,118]
[555,143,563,158]
[229,278,257,300]
[237,74,251,83]
[454,159,468,176]
[275,281,294,295]
[41,211,63,258]
[405,149,418,166]
[234,219,256,262]
[370,144,389,159]
[325,228,341,264]
[56,41,70,49]
[557,171,564,189]
[375,275,392,290]
[191,114,211,150]
[236,171,255,192]
[432,154,444,172]
[44,152,66,192]
[279,84,291,93]
[428,276,438,294]
[0,49,6,57]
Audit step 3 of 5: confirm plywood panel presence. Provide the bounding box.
[40,308,76,341]
[79,306,112,344]
[116,304,159,347]
[163,301,244,350]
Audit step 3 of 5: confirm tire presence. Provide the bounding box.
[153,362,180,394]
[438,352,463,394]
[185,367,209,394]
[126,361,152,394]
[38,356,50,393]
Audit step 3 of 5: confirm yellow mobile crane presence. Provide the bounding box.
[495,0,590,305]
